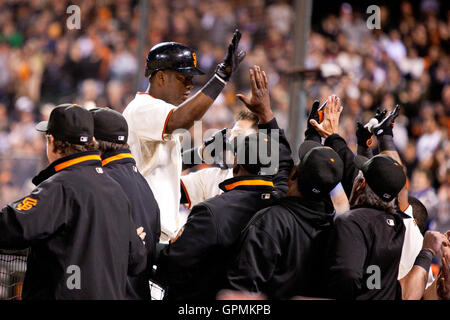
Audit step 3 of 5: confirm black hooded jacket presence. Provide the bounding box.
[227,196,335,300]
[101,149,161,300]
[156,175,276,300]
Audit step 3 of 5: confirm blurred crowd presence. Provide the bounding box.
[0,0,448,234]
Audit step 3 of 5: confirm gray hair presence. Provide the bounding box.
[352,171,397,215]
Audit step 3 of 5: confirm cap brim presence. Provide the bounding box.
[298,140,322,161]
[354,155,369,170]
[179,67,205,76]
[36,121,49,132]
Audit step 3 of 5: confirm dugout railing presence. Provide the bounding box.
[0,249,28,300]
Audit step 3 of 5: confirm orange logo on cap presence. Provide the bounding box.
[192,52,197,67]
[330,158,335,163]
[17,197,37,211]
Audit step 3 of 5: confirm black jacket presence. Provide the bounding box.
[102,149,161,300]
[325,206,405,300]
[0,151,147,300]
[156,175,276,300]
[226,196,335,299]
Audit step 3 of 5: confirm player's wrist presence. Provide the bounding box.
[414,248,434,272]
[201,74,226,101]
[256,110,274,124]
[379,134,396,151]
[215,63,232,82]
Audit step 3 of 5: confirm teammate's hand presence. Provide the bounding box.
[356,122,373,148]
[216,29,246,82]
[422,230,449,256]
[170,226,184,244]
[374,108,388,123]
[437,242,450,300]
[309,95,343,138]
[307,100,321,127]
[356,108,388,148]
[372,105,400,137]
[236,65,273,123]
[137,226,146,245]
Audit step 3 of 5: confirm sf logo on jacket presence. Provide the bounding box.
[16,197,38,211]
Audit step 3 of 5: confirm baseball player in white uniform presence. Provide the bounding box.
[124,30,246,242]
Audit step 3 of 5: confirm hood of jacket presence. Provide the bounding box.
[279,196,336,230]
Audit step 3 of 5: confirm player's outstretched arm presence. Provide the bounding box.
[166,30,246,133]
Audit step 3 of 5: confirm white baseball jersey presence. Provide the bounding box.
[398,204,434,288]
[123,92,182,241]
[181,167,232,209]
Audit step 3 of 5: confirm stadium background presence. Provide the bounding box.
[0,0,448,299]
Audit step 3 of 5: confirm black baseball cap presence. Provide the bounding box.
[298,140,322,161]
[36,104,93,144]
[297,143,344,197]
[90,108,128,144]
[233,132,279,175]
[354,154,406,202]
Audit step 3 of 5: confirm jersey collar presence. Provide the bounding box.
[32,151,102,186]
[219,175,274,193]
[101,149,135,167]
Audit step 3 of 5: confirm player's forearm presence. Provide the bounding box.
[423,279,439,300]
[380,149,402,165]
[399,266,428,300]
[166,92,215,132]
[357,144,373,158]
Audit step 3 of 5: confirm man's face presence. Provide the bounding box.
[165,70,194,105]
[230,119,257,141]
[225,119,258,167]
[46,135,59,163]
[348,172,366,206]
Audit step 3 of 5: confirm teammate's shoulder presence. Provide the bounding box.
[335,208,365,223]
[248,205,284,227]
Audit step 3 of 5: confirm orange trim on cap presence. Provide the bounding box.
[224,180,274,191]
[180,179,192,209]
[54,155,101,172]
[102,153,134,166]
[161,108,175,141]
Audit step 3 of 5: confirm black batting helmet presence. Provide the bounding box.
[144,42,204,78]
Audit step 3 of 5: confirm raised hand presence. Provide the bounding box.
[236,65,273,123]
[137,226,146,246]
[216,29,246,82]
[372,104,400,137]
[437,235,450,300]
[356,108,388,148]
[309,95,343,138]
[374,108,388,123]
